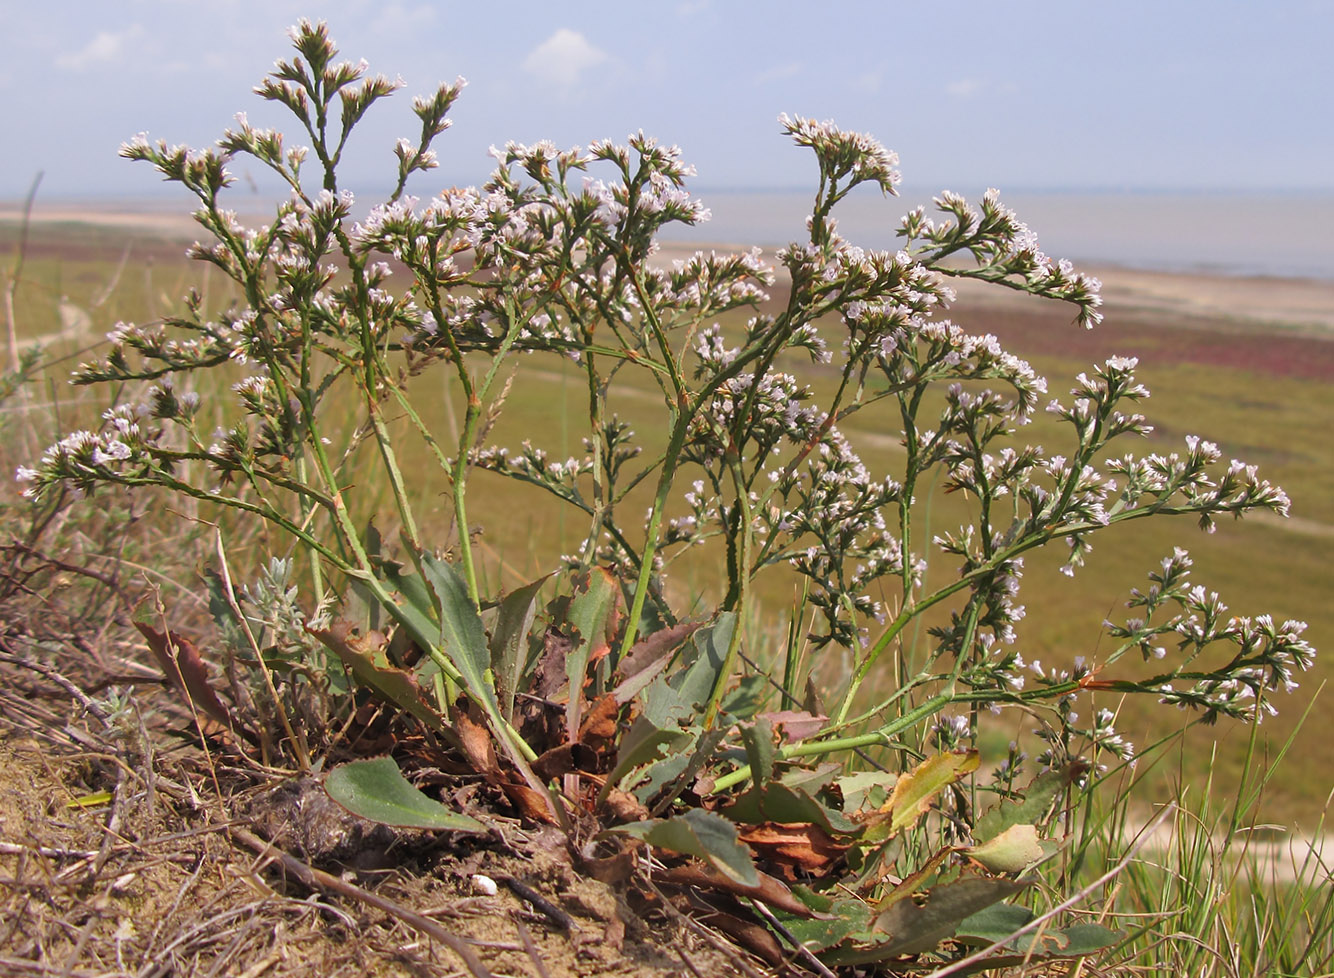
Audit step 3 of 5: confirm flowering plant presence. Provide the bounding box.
[20,20,1314,972]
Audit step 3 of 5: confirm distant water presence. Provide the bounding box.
[659,188,1334,282]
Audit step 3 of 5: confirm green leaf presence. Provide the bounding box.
[725,779,862,836]
[648,613,733,726]
[602,714,695,796]
[775,898,871,953]
[203,569,247,654]
[964,823,1048,874]
[835,769,898,814]
[955,902,1121,960]
[489,575,549,721]
[325,757,486,832]
[420,553,498,715]
[613,809,759,887]
[740,717,776,790]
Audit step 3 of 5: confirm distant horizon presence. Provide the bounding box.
[6,185,1332,282]
[8,183,1334,206]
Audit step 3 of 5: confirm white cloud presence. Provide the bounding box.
[521,28,608,89]
[752,61,803,86]
[54,25,146,71]
[945,78,986,98]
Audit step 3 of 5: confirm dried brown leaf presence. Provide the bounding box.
[737,821,850,878]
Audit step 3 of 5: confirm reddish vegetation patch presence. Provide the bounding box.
[953,301,1334,382]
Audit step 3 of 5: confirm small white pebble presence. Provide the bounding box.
[470,874,498,896]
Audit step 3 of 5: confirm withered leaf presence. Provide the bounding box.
[453,706,500,778]
[615,621,702,683]
[758,708,828,743]
[597,787,650,824]
[533,742,598,781]
[133,613,242,739]
[578,693,621,745]
[737,821,850,878]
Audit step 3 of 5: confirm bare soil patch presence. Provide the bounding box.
[0,656,743,978]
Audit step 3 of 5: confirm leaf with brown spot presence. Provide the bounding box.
[876,750,980,837]
[737,821,850,878]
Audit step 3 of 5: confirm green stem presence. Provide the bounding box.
[711,692,955,793]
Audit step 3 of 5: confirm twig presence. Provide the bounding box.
[748,898,836,978]
[923,802,1178,978]
[229,825,494,978]
[499,874,577,933]
[0,651,111,725]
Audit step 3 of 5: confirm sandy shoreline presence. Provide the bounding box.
[4,204,1333,334]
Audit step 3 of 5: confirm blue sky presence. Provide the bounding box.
[3,1,1332,201]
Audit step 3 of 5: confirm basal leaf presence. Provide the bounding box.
[956,902,1121,959]
[775,898,870,953]
[420,553,498,715]
[870,874,1027,957]
[648,613,733,726]
[308,620,447,732]
[325,756,486,832]
[489,574,549,721]
[564,568,619,741]
[974,762,1081,844]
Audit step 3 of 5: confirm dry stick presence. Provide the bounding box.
[748,898,837,978]
[500,875,577,933]
[229,826,494,978]
[0,651,112,725]
[923,802,1179,978]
